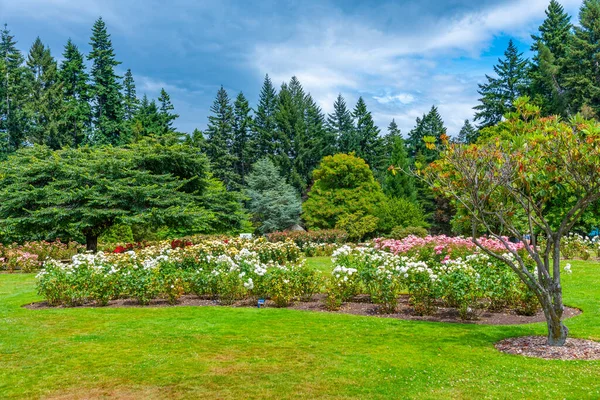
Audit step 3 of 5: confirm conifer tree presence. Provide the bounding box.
[474,40,529,128]
[253,74,278,158]
[530,0,572,116]
[407,106,446,163]
[352,96,384,172]
[204,86,238,189]
[158,88,178,134]
[123,69,138,121]
[232,91,253,185]
[59,38,91,147]
[131,94,162,139]
[327,94,354,152]
[382,119,416,201]
[273,82,300,188]
[456,119,478,144]
[88,17,124,145]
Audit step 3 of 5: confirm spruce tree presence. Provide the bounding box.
[352,96,384,172]
[204,86,238,189]
[382,119,416,201]
[232,91,253,185]
[474,40,529,128]
[563,0,600,115]
[273,82,300,188]
[253,74,278,158]
[158,88,178,134]
[88,17,124,145]
[456,119,478,144]
[123,69,138,121]
[59,38,91,147]
[407,106,446,163]
[530,0,572,116]
[131,94,162,139]
[327,93,354,152]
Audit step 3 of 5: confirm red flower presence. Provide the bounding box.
[113,246,126,254]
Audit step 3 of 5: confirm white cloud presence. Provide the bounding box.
[374,93,416,105]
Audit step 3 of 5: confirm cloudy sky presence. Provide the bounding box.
[0,0,584,136]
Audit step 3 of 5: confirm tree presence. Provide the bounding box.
[352,97,384,172]
[0,139,216,252]
[88,17,124,145]
[204,86,238,189]
[375,197,427,234]
[383,120,416,201]
[530,0,572,116]
[424,97,600,346]
[123,69,138,121]
[158,88,178,134]
[327,94,354,152]
[563,0,600,115]
[253,74,278,158]
[456,119,478,144]
[474,40,529,128]
[130,94,162,139]
[302,153,385,240]
[407,106,446,163]
[59,39,91,147]
[245,158,301,233]
[232,92,253,186]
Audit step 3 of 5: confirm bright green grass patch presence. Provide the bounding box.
[305,256,333,274]
[1,260,599,399]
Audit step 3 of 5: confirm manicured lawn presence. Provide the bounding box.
[1,261,600,399]
[305,256,333,274]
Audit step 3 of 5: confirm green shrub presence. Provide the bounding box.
[388,226,429,239]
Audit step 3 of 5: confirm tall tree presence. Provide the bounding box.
[88,17,124,145]
[59,38,91,147]
[158,88,178,135]
[352,96,384,173]
[383,120,416,201]
[327,94,354,152]
[122,69,138,121]
[563,0,600,116]
[204,86,238,189]
[456,119,478,144]
[253,74,278,158]
[232,91,253,186]
[530,0,572,116]
[474,40,529,128]
[130,94,161,139]
[407,106,446,163]
[0,24,28,154]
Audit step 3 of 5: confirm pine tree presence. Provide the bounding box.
[530,0,572,116]
[0,24,28,154]
[59,38,91,147]
[456,119,478,144]
[253,74,278,158]
[327,93,354,152]
[273,81,300,188]
[382,119,416,201]
[130,94,162,139]
[123,69,138,121]
[204,86,238,189]
[563,0,600,115]
[158,88,178,134]
[407,106,446,163]
[232,91,253,186]
[474,40,529,128]
[88,17,124,145]
[352,97,384,172]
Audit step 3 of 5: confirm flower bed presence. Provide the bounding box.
[0,241,84,272]
[266,229,348,257]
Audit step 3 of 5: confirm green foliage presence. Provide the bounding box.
[388,226,429,240]
[327,94,354,153]
[382,120,416,201]
[302,153,385,240]
[375,197,428,235]
[99,224,134,244]
[245,158,301,234]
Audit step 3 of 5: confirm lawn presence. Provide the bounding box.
[1,260,599,399]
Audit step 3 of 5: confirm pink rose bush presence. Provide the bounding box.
[0,240,84,272]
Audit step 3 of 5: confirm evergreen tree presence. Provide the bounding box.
[59,38,91,147]
[530,0,572,116]
[253,74,278,158]
[123,69,138,121]
[382,120,416,201]
[474,40,529,128]
[130,94,162,139]
[0,24,29,154]
[326,94,354,152]
[407,106,446,163]
[563,0,600,115]
[158,88,178,134]
[88,17,124,145]
[204,86,238,189]
[245,158,301,234]
[456,119,478,144]
[232,91,253,185]
[352,96,384,172]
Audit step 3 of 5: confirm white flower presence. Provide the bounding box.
[564,263,572,274]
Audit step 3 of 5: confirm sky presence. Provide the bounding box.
[0,0,584,136]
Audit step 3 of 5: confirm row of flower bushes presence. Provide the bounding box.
[0,240,84,272]
[265,229,349,257]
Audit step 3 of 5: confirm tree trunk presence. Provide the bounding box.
[86,234,98,253]
[547,314,568,346]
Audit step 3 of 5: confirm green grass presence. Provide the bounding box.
[305,256,333,274]
[1,260,600,399]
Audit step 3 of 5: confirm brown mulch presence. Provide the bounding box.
[496,336,600,360]
[24,293,581,326]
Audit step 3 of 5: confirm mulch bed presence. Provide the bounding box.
[24,293,581,326]
[496,336,600,360]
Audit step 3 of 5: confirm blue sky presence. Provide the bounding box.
[0,0,583,136]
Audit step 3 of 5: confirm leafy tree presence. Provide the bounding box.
[530,0,572,116]
[0,139,216,252]
[158,88,178,134]
[231,92,253,186]
[424,97,600,346]
[302,153,385,240]
[383,120,416,201]
[456,119,478,144]
[474,40,529,128]
[375,197,427,234]
[59,39,91,147]
[204,86,238,189]
[563,0,600,115]
[246,158,301,234]
[327,94,354,152]
[88,17,124,145]
[122,68,138,121]
[253,74,278,158]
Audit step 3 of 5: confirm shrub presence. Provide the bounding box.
[388,226,429,240]
[376,197,427,235]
